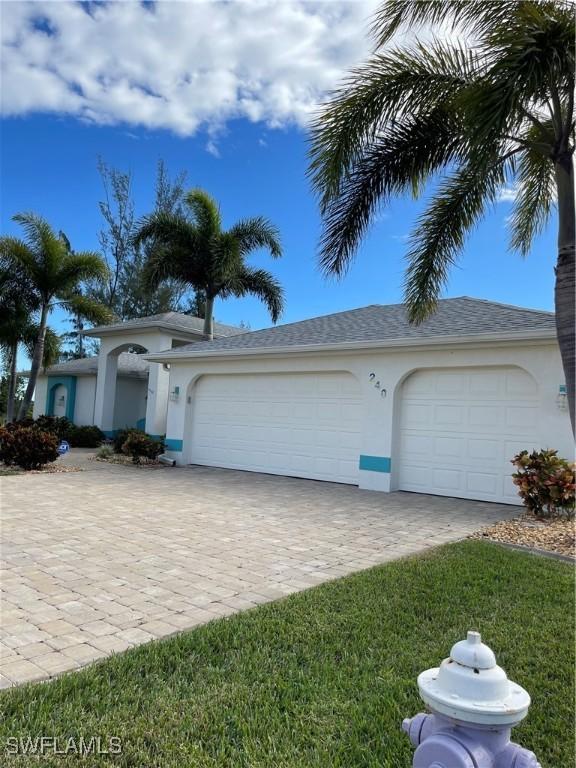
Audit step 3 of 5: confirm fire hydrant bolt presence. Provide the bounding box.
[401,632,541,768]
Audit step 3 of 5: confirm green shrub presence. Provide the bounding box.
[511,449,575,519]
[113,428,143,453]
[0,426,60,470]
[33,415,73,439]
[65,424,104,448]
[122,432,164,464]
[96,445,114,460]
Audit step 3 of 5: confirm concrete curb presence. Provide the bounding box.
[487,539,574,564]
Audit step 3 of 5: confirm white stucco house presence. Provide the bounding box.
[34,297,573,504]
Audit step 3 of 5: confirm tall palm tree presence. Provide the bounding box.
[309,0,575,431]
[134,189,284,339]
[0,213,111,418]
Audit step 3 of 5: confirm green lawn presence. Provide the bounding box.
[0,541,573,768]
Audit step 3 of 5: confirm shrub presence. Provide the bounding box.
[34,415,73,440]
[0,426,60,470]
[122,432,164,464]
[96,445,114,460]
[511,449,575,519]
[113,428,142,453]
[65,425,104,448]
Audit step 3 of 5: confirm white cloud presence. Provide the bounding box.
[497,184,519,203]
[1,0,382,137]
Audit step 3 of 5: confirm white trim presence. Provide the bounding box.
[144,328,557,363]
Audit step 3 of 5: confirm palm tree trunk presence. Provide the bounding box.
[203,295,215,340]
[554,154,575,436]
[18,303,48,420]
[6,340,18,422]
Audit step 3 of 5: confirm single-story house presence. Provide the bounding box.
[34,297,573,504]
[33,312,243,436]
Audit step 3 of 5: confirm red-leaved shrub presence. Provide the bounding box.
[0,426,60,471]
[511,449,575,519]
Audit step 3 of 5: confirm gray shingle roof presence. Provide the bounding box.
[84,312,243,338]
[40,352,149,377]
[148,297,555,359]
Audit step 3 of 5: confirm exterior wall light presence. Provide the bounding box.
[556,384,568,411]
[169,386,180,402]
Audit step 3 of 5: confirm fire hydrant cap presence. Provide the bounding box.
[450,630,496,669]
[417,631,531,726]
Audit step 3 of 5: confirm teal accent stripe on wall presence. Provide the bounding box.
[165,438,183,452]
[359,455,391,473]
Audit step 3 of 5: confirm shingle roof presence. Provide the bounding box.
[39,352,149,377]
[84,312,243,338]
[148,297,555,359]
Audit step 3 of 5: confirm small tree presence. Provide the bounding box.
[0,214,111,419]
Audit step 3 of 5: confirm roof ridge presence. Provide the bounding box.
[454,296,554,316]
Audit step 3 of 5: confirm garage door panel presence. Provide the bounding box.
[187,373,361,484]
[399,368,539,504]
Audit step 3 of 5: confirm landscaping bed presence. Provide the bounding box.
[94,453,169,469]
[472,513,575,558]
[0,463,82,476]
[0,541,573,768]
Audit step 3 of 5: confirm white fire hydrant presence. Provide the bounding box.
[402,631,541,768]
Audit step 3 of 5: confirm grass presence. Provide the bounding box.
[0,541,573,767]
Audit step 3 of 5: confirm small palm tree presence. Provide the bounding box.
[134,189,284,339]
[0,213,111,419]
[309,0,575,431]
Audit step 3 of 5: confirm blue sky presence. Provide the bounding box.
[1,1,558,364]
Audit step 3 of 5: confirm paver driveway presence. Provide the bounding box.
[1,452,515,687]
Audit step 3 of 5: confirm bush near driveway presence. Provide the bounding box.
[122,431,165,464]
[4,416,104,448]
[512,449,575,519]
[0,541,573,768]
[0,425,59,470]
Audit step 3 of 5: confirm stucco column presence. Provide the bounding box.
[145,363,170,438]
[93,352,118,435]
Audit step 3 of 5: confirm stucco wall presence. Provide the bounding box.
[113,377,148,430]
[74,377,97,425]
[162,339,573,492]
[32,377,48,420]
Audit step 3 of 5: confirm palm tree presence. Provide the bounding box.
[0,213,112,418]
[309,0,575,431]
[134,189,284,339]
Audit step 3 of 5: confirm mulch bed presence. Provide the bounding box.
[94,454,170,469]
[0,464,83,475]
[472,512,575,559]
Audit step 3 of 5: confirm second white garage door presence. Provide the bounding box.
[186,372,362,484]
[398,367,541,504]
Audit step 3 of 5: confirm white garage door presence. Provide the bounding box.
[187,372,362,484]
[398,367,540,504]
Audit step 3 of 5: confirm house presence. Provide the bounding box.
[35,298,573,504]
[33,312,244,437]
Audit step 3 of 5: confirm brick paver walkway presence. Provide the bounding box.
[0,451,515,687]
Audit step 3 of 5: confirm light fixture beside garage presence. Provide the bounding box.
[556,384,568,411]
[169,386,180,402]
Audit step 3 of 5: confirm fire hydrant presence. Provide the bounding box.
[402,631,541,768]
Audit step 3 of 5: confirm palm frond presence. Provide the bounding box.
[57,252,109,290]
[184,189,222,238]
[404,156,506,323]
[222,266,284,323]
[22,325,61,369]
[509,146,556,256]
[227,217,282,259]
[61,296,113,326]
[371,0,562,48]
[309,40,479,211]
[318,108,464,277]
